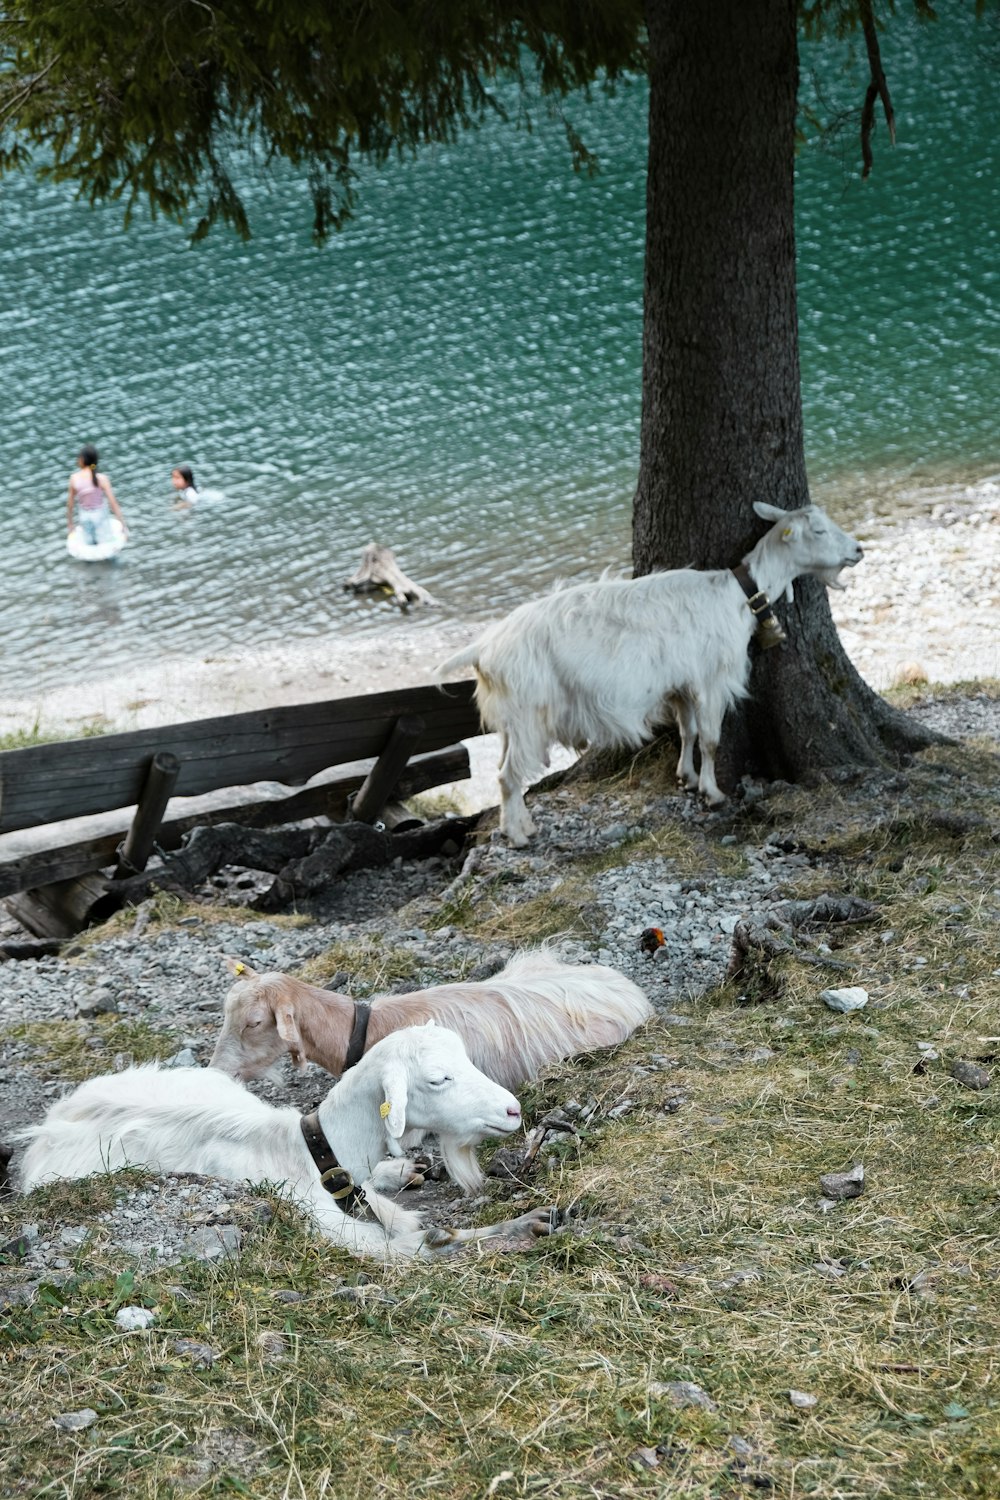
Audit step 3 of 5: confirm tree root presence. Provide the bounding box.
[727,892,878,990]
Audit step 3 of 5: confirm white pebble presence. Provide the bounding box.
[116,1305,156,1332]
[820,986,869,1013]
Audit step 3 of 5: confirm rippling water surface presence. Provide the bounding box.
[2,10,997,696]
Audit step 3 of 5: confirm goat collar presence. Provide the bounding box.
[299,1111,365,1212]
[730,565,787,649]
[342,999,372,1072]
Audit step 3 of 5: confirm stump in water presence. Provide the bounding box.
[343,543,436,609]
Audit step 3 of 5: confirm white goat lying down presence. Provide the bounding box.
[210,949,652,1094]
[436,501,864,844]
[19,1024,554,1260]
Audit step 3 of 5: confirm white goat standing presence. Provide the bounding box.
[18,1024,554,1260]
[209,949,652,1096]
[436,502,864,844]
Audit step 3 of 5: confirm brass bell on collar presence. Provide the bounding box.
[756,615,787,650]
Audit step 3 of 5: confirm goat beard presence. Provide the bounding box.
[816,566,848,590]
[436,1138,482,1194]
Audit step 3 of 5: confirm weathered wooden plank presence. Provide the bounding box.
[6,874,110,942]
[0,743,471,898]
[0,680,479,834]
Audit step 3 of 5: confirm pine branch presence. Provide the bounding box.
[0,54,61,127]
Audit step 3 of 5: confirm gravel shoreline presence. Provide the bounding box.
[2,487,996,744]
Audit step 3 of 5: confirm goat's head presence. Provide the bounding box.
[209,957,305,1080]
[368,1021,523,1193]
[753,501,863,595]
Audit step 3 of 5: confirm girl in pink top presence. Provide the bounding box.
[67,445,128,547]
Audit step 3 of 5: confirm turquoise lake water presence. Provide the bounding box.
[1,9,997,697]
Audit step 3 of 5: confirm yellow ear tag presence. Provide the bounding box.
[234,962,245,975]
[380,1101,391,1119]
[782,528,793,539]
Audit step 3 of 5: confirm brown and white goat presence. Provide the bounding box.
[210,949,652,1093]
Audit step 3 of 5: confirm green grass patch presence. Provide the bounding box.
[0,715,53,750]
[5,1016,178,1079]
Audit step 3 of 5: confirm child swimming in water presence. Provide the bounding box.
[171,464,199,511]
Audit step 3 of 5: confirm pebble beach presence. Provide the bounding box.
[1,486,997,750]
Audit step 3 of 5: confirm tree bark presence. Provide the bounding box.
[634,0,937,789]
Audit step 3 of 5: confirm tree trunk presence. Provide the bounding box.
[634,0,936,788]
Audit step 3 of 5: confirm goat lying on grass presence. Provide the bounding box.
[436,501,864,844]
[18,1024,555,1259]
[210,949,652,1097]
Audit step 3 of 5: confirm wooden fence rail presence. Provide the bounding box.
[0,681,479,835]
[0,681,483,925]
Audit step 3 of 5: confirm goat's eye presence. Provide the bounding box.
[429,1076,452,1087]
[244,1018,263,1030]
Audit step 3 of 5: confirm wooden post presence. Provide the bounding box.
[377,800,426,833]
[350,716,425,824]
[113,751,180,879]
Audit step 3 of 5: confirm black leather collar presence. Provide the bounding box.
[343,1000,372,1072]
[730,564,787,648]
[299,1111,365,1212]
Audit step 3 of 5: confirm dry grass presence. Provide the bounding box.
[293,936,421,993]
[2,734,998,1498]
[72,891,310,951]
[6,1017,178,1080]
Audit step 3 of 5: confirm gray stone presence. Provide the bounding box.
[820,986,869,1013]
[257,1331,287,1363]
[116,1305,156,1331]
[54,1408,99,1432]
[818,1163,865,1200]
[649,1379,717,1412]
[77,988,118,1017]
[951,1059,991,1091]
[183,1225,242,1261]
[174,1338,217,1368]
[164,1048,198,1069]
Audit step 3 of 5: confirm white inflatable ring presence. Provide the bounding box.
[67,516,127,562]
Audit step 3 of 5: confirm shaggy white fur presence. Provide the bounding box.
[436,502,863,843]
[18,1024,553,1259]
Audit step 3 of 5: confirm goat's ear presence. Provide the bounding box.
[225,955,257,979]
[379,1061,409,1142]
[753,501,787,523]
[275,1003,307,1070]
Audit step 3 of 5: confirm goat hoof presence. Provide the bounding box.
[424,1226,458,1249]
[521,1205,559,1238]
